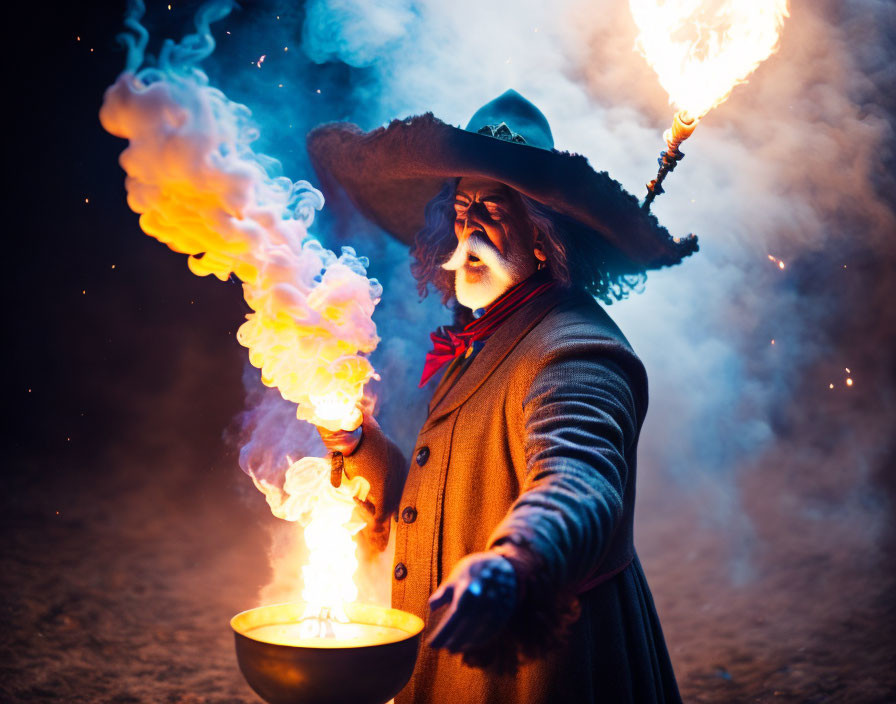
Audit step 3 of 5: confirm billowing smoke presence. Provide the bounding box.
[296,0,896,616]
[100,0,894,673]
[99,0,392,612]
[99,0,383,484]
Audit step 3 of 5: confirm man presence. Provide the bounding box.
[307,90,697,703]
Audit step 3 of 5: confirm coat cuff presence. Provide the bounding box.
[341,415,408,551]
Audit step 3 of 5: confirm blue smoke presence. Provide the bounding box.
[110,0,896,594]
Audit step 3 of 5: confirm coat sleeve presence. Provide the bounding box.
[478,336,645,668]
[341,414,409,551]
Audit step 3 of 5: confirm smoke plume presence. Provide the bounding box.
[296,0,896,584]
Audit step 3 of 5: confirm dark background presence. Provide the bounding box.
[3,1,895,702]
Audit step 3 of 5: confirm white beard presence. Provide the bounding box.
[441,233,531,310]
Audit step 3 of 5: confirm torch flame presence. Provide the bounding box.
[630,0,789,120]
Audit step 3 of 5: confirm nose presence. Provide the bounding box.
[455,203,488,245]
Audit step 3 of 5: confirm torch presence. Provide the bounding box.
[630,0,789,209]
[642,110,698,211]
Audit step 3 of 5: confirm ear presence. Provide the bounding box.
[532,227,548,262]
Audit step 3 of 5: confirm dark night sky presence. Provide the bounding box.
[3,1,895,702]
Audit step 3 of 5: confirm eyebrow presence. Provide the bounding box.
[455,191,508,203]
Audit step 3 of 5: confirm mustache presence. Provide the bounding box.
[441,232,504,272]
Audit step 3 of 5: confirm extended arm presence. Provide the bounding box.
[428,342,644,668]
[488,346,640,586]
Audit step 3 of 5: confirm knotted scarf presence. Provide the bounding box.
[419,270,556,387]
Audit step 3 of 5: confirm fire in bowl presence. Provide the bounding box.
[231,602,424,704]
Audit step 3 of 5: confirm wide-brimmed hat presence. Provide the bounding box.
[306,89,697,271]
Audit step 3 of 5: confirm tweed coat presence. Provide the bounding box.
[344,284,681,704]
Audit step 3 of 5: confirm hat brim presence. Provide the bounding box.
[306,113,697,271]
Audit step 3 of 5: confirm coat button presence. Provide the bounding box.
[401,506,417,524]
[415,446,430,466]
[394,562,408,580]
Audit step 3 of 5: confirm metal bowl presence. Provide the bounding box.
[231,602,424,704]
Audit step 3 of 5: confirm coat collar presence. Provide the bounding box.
[424,285,567,428]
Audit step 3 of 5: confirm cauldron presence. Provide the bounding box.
[231,602,424,704]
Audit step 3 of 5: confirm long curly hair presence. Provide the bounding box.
[410,180,647,306]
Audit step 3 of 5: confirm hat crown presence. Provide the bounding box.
[465,89,554,150]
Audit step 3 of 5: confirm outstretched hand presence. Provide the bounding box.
[428,552,517,653]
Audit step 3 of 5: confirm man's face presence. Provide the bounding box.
[441,177,541,310]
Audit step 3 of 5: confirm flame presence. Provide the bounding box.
[250,456,371,628]
[630,0,789,119]
[100,1,379,630]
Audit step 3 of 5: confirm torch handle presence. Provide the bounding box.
[330,451,344,488]
[643,111,698,211]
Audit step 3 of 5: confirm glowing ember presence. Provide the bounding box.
[630,0,789,120]
[768,254,786,270]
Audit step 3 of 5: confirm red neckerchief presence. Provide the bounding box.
[419,270,556,387]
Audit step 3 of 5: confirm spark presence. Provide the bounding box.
[168,4,172,9]
[316,89,321,94]
[845,367,851,373]
[770,339,775,345]
[767,254,786,270]
[829,383,834,389]
[257,54,266,68]
[76,36,80,41]
[284,46,288,52]
[846,378,854,387]
[226,31,231,35]
[111,264,116,269]
[82,290,86,295]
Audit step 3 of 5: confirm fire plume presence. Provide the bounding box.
[630,0,789,120]
[100,0,379,628]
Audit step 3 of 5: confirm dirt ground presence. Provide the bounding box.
[2,392,894,703]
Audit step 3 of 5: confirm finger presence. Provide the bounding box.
[450,590,516,652]
[427,600,467,649]
[456,613,497,650]
[428,583,454,612]
[442,609,488,653]
[428,588,478,649]
[352,496,376,521]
